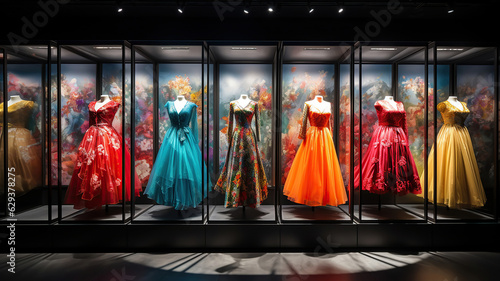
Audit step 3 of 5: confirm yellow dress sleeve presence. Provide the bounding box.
[437,102,447,113]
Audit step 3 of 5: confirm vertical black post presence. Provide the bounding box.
[153,62,159,164]
[130,44,136,222]
[213,62,220,177]
[424,44,429,222]
[121,42,126,222]
[201,45,205,222]
[47,42,54,222]
[2,48,8,217]
[57,45,62,223]
[494,46,498,221]
[206,46,211,223]
[433,44,438,222]
[41,51,48,222]
[358,45,363,221]
[349,45,355,219]
[334,61,340,154]
[275,42,282,222]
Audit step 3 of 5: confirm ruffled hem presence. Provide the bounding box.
[360,173,422,195]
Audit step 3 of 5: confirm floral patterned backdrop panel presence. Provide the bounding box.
[133,64,154,186]
[457,65,495,195]
[281,64,335,185]
[339,64,351,187]
[219,64,273,181]
[397,65,426,174]
[58,64,96,185]
[356,64,392,159]
[158,64,203,146]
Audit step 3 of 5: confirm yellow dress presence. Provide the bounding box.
[419,101,486,209]
[0,100,42,195]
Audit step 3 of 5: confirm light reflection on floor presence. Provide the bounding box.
[1,252,499,281]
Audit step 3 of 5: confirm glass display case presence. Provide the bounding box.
[278,42,353,222]
[352,43,429,222]
[425,43,498,222]
[129,42,208,223]
[55,42,134,223]
[0,43,53,223]
[206,42,279,223]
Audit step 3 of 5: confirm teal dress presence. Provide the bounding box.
[144,101,208,210]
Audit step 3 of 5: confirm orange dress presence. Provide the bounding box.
[283,101,348,206]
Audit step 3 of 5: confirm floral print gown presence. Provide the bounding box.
[65,100,142,209]
[354,100,421,195]
[215,100,268,208]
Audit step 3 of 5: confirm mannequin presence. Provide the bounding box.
[174,95,188,113]
[95,95,111,111]
[383,95,398,108]
[447,95,464,111]
[8,95,24,107]
[309,95,330,112]
[235,94,252,109]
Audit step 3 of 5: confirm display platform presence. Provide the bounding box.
[281,205,351,222]
[208,205,276,223]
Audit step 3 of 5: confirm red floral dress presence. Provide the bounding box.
[354,100,421,195]
[65,100,142,209]
[215,101,268,208]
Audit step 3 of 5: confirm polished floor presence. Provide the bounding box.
[1,251,499,281]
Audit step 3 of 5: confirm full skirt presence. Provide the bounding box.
[283,126,347,206]
[144,128,208,210]
[354,125,421,195]
[215,127,268,208]
[65,125,142,209]
[419,124,486,208]
[0,127,42,195]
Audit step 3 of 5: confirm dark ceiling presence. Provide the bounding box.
[0,1,498,42]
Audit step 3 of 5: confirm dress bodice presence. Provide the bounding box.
[89,100,120,126]
[375,100,406,127]
[438,101,469,126]
[298,102,332,139]
[0,100,35,128]
[165,101,198,143]
[226,100,260,142]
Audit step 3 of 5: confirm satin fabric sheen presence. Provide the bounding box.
[283,102,348,206]
[419,101,486,208]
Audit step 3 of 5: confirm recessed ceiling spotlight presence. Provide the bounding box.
[178,8,183,13]
[268,7,274,12]
[309,8,314,13]
[437,48,464,51]
[304,47,331,51]
[161,47,190,50]
[244,9,249,14]
[338,2,344,13]
[231,47,257,50]
[93,46,122,50]
[117,8,123,12]
[371,47,398,51]
[447,9,454,13]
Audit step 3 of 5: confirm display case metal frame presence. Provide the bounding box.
[55,40,132,224]
[127,40,208,225]
[278,41,354,224]
[206,41,280,224]
[0,41,54,225]
[428,42,498,223]
[353,41,430,224]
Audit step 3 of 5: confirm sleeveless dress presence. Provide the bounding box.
[0,100,42,195]
[354,100,421,195]
[419,101,486,208]
[65,100,142,209]
[215,100,268,208]
[283,101,348,206]
[144,101,208,210]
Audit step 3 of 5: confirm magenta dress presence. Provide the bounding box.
[354,100,421,195]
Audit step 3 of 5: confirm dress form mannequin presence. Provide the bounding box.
[447,96,464,111]
[8,95,24,107]
[95,95,111,111]
[174,95,188,113]
[383,96,398,108]
[235,94,251,109]
[310,95,330,112]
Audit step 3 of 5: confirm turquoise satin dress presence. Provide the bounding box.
[144,101,208,210]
